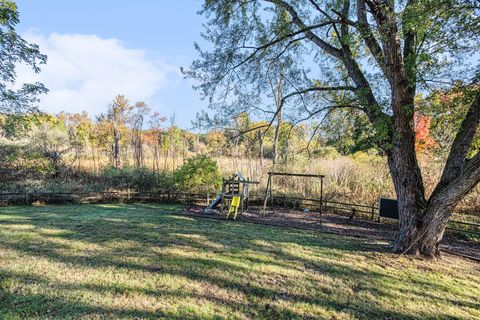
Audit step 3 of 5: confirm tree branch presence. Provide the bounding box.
[267,0,390,143]
[219,19,341,81]
[266,0,343,58]
[435,93,480,191]
[402,0,418,98]
[356,0,387,77]
[281,85,357,102]
[429,151,480,210]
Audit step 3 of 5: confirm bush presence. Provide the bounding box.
[28,123,72,176]
[311,146,340,159]
[0,137,53,182]
[174,155,221,193]
[100,167,165,191]
[351,149,382,162]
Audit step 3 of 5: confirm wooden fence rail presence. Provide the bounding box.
[0,191,478,236]
[0,191,217,206]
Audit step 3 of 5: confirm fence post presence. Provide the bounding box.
[262,174,271,212]
[349,208,356,222]
[371,204,375,221]
[221,178,225,213]
[319,177,324,214]
[377,204,381,222]
[25,192,29,205]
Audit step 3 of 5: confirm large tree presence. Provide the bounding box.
[0,0,47,113]
[185,0,480,257]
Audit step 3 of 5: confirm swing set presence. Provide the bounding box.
[206,171,324,219]
[263,172,325,213]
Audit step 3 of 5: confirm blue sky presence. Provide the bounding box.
[15,0,209,128]
[14,1,479,130]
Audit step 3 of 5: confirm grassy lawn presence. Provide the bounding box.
[0,204,478,319]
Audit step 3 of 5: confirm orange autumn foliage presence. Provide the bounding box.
[414,112,437,152]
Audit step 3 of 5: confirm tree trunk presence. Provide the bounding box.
[113,124,120,168]
[163,149,168,173]
[387,70,428,255]
[392,189,468,257]
[153,138,159,174]
[258,131,264,165]
[389,94,480,258]
[270,66,284,165]
[132,127,143,169]
[415,204,453,257]
[272,108,282,165]
[90,140,97,174]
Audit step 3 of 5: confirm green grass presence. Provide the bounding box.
[0,204,478,319]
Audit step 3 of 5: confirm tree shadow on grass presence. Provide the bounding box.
[0,258,430,320]
[0,288,190,319]
[0,204,478,319]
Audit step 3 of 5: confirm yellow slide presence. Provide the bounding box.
[227,196,240,220]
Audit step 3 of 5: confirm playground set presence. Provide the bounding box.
[206,172,259,219]
[205,171,325,220]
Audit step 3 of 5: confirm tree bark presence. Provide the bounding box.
[390,95,479,257]
[272,108,282,164]
[270,66,284,165]
[258,130,264,165]
[113,123,120,168]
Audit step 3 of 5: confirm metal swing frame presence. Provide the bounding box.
[262,172,325,213]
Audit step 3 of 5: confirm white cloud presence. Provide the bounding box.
[17,30,176,116]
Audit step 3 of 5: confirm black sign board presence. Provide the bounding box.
[378,198,399,219]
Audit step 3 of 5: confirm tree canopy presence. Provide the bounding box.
[0,0,47,113]
[185,0,479,144]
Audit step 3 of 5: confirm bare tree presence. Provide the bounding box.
[130,101,150,169]
[108,95,132,168]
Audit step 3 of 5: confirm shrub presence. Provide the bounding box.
[174,155,221,193]
[100,167,165,191]
[0,137,53,181]
[311,146,340,159]
[28,123,71,176]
